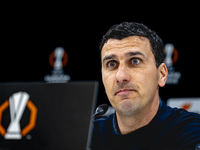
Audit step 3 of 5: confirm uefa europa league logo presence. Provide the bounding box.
[49,47,68,71]
[4,92,30,139]
[164,43,178,67]
[164,43,181,84]
[164,43,174,67]
[53,47,65,70]
[44,47,70,83]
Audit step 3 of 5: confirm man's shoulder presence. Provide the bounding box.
[165,106,200,148]
[166,106,200,124]
[162,103,200,131]
[159,99,199,123]
[158,101,200,137]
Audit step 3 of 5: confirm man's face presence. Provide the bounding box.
[101,36,166,117]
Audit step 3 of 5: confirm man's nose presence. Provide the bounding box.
[115,65,131,84]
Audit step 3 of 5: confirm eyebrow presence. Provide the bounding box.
[102,51,146,64]
[125,51,147,58]
[102,55,117,64]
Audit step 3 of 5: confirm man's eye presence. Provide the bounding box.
[131,58,140,65]
[107,61,117,68]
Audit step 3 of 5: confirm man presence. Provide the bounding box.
[91,22,200,149]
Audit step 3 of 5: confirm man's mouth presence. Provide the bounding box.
[115,89,134,95]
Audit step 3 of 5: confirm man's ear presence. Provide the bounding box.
[158,63,168,87]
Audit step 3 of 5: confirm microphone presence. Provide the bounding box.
[92,104,109,117]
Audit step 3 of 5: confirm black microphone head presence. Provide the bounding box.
[98,104,109,112]
[97,104,109,115]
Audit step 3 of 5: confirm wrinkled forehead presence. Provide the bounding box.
[101,36,152,60]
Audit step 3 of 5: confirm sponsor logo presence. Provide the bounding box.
[167,98,200,114]
[0,92,37,139]
[164,43,181,85]
[44,47,71,83]
[181,103,192,110]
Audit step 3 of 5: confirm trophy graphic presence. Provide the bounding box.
[164,43,174,67]
[54,47,65,70]
[44,47,70,83]
[4,92,29,139]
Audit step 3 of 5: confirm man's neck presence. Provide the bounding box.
[116,96,160,135]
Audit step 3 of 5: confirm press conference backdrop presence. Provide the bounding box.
[1,11,200,148]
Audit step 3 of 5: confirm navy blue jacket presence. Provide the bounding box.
[91,100,200,149]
